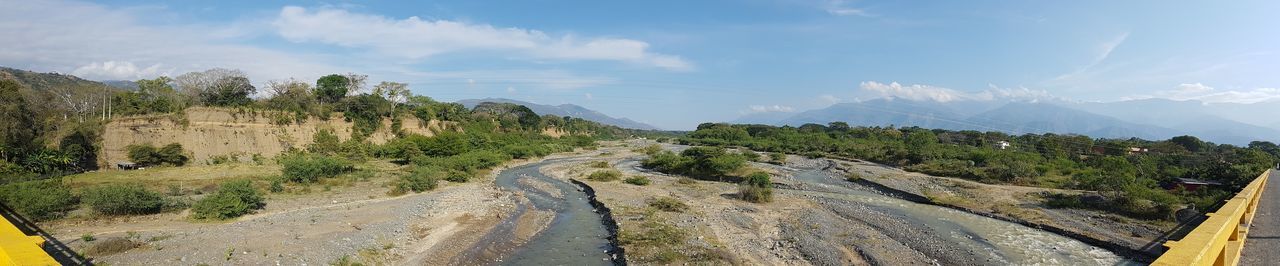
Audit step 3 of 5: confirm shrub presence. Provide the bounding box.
[677,177,697,185]
[157,143,189,166]
[126,143,188,166]
[624,176,651,186]
[634,144,662,155]
[739,172,773,203]
[85,237,140,257]
[845,172,863,182]
[588,161,610,168]
[444,170,473,183]
[0,178,77,221]
[648,197,688,212]
[190,180,264,220]
[81,184,165,215]
[413,150,510,173]
[279,154,354,183]
[399,167,440,192]
[269,179,284,193]
[587,170,622,182]
[769,152,786,163]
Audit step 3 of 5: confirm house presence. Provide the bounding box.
[1127,147,1149,155]
[1162,177,1224,191]
[996,141,1012,150]
[116,161,140,170]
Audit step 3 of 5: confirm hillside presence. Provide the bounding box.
[457,98,660,130]
[0,66,111,92]
[100,107,445,166]
[966,102,1182,139]
[780,99,975,129]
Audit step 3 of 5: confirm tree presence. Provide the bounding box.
[175,68,255,106]
[343,73,368,96]
[1170,135,1205,153]
[134,76,182,113]
[372,81,410,104]
[828,122,850,132]
[0,80,37,160]
[264,79,314,112]
[315,74,349,103]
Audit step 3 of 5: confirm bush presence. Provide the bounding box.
[739,172,773,203]
[588,161,610,168]
[400,167,440,192]
[444,170,472,183]
[648,197,688,212]
[126,143,188,166]
[845,172,863,182]
[634,144,662,155]
[279,154,354,183]
[587,170,622,182]
[413,150,511,173]
[0,178,77,221]
[624,176,651,186]
[190,180,264,220]
[769,152,786,164]
[81,184,165,215]
[269,179,284,193]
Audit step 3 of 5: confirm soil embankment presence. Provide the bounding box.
[100,107,444,165]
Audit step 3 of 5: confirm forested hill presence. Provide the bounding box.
[458,98,660,130]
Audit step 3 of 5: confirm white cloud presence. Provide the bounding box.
[506,86,516,93]
[823,0,872,17]
[1049,32,1129,83]
[747,105,795,113]
[584,93,594,100]
[395,69,615,91]
[859,81,1056,102]
[0,0,340,83]
[1126,83,1280,104]
[860,81,966,102]
[71,61,169,80]
[819,94,842,105]
[273,6,693,71]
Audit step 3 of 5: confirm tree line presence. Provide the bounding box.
[681,122,1280,220]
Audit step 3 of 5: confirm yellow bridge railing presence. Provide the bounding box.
[1154,169,1270,266]
[0,211,58,266]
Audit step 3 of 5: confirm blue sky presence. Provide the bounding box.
[2,0,1277,129]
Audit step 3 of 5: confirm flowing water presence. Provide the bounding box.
[787,164,1132,265]
[481,157,616,265]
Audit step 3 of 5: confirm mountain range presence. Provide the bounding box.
[456,98,660,130]
[735,97,1280,145]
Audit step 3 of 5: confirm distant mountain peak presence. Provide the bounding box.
[456,98,660,130]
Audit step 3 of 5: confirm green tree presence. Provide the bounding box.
[0,80,37,161]
[1170,135,1205,152]
[315,74,350,103]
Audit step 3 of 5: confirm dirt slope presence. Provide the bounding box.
[99,107,445,166]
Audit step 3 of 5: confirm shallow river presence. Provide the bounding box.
[484,157,616,265]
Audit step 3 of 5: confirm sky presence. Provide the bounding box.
[2,0,1278,130]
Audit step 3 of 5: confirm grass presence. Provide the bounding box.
[617,208,733,265]
[624,176,651,186]
[85,237,140,257]
[64,163,279,192]
[648,197,688,212]
[845,172,863,182]
[587,170,622,182]
[587,161,610,168]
